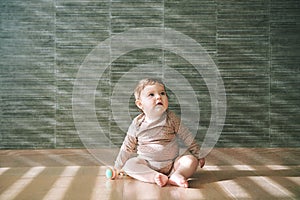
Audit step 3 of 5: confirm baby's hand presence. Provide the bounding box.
[199,158,205,168]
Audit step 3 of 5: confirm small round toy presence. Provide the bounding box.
[105,167,126,180]
[106,167,116,180]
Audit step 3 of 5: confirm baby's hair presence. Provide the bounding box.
[134,78,165,100]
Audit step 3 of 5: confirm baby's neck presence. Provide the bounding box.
[144,113,164,123]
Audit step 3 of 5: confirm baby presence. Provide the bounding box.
[114,78,205,188]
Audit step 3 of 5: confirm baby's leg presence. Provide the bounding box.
[168,155,198,188]
[123,157,168,187]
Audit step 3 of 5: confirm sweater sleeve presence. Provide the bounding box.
[114,122,138,170]
[169,111,200,159]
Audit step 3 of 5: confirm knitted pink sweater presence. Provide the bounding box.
[114,110,200,170]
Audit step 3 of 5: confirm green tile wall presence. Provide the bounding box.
[1,0,299,149]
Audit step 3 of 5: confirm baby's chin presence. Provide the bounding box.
[154,106,167,114]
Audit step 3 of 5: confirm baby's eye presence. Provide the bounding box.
[160,91,166,95]
[148,93,154,97]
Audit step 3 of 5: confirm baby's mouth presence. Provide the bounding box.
[156,102,163,106]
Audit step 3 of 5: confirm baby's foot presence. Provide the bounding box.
[154,173,168,187]
[168,173,188,188]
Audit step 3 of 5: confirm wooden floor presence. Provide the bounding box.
[0,148,299,200]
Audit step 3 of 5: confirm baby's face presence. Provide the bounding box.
[136,83,168,119]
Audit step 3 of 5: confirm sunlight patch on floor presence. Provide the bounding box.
[0,167,10,175]
[286,177,300,186]
[249,176,294,198]
[42,166,80,200]
[0,167,45,200]
[217,180,251,199]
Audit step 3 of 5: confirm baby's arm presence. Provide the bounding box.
[114,134,137,170]
[169,111,205,165]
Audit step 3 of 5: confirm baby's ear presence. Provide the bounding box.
[135,99,143,110]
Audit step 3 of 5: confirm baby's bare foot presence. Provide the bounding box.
[168,174,188,188]
[154,173,168,187]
